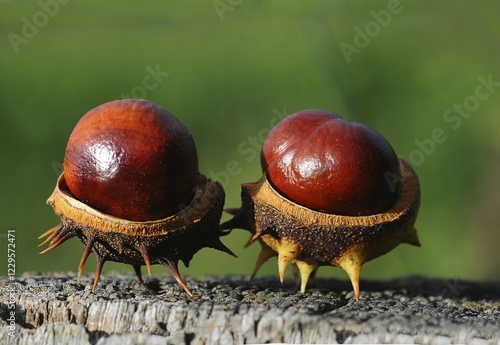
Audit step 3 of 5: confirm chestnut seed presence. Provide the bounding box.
[261,109,401,216]
[40,99,235,296]
[222,109,420,300]
[64,98,198,221]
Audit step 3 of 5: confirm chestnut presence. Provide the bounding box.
[222,109,420,299]
[39,99,235,296]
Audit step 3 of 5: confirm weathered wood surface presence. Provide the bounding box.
[1,272,499,344]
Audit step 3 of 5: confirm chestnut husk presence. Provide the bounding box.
[221,158,420,300]
[39,173,235,296]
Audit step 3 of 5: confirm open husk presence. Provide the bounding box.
[221,158,420,299]
[40,173,235,296]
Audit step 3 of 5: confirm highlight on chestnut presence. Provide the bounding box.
[222,109,421,300]
[39,99,236,296]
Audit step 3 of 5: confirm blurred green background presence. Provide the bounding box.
[1,1,499,284]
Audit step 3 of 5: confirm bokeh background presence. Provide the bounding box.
[1,1,499,284]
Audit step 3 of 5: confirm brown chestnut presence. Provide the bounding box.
[39,99,235,295]
[222,109,420,300]
[261,109,401,216]
[63,98,198,221]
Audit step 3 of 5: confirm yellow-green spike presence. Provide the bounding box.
[294,258,319,293]
[250,243,276,279]
[38,227,60,247]
[38,232,72,254]
[337,250,363,300]
[276,239,300,284]
[38,224,59,240]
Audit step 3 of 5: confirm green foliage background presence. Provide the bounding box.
[1,1,499,284]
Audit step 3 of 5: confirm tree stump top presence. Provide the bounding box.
[1,272,499,344]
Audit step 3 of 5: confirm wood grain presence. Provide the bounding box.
[1,272,499,344]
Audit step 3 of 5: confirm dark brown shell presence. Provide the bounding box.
[221,158,420,299]
[39,173,235,296]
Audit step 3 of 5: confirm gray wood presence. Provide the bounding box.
[1,272,499,344]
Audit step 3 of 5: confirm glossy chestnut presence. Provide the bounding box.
[261,109,401,216]
[40,99,235,296]
[222,109,420,300]
[63,98,198,221]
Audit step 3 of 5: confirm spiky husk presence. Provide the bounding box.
[221,159,420,300]
[39,173,235,296]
